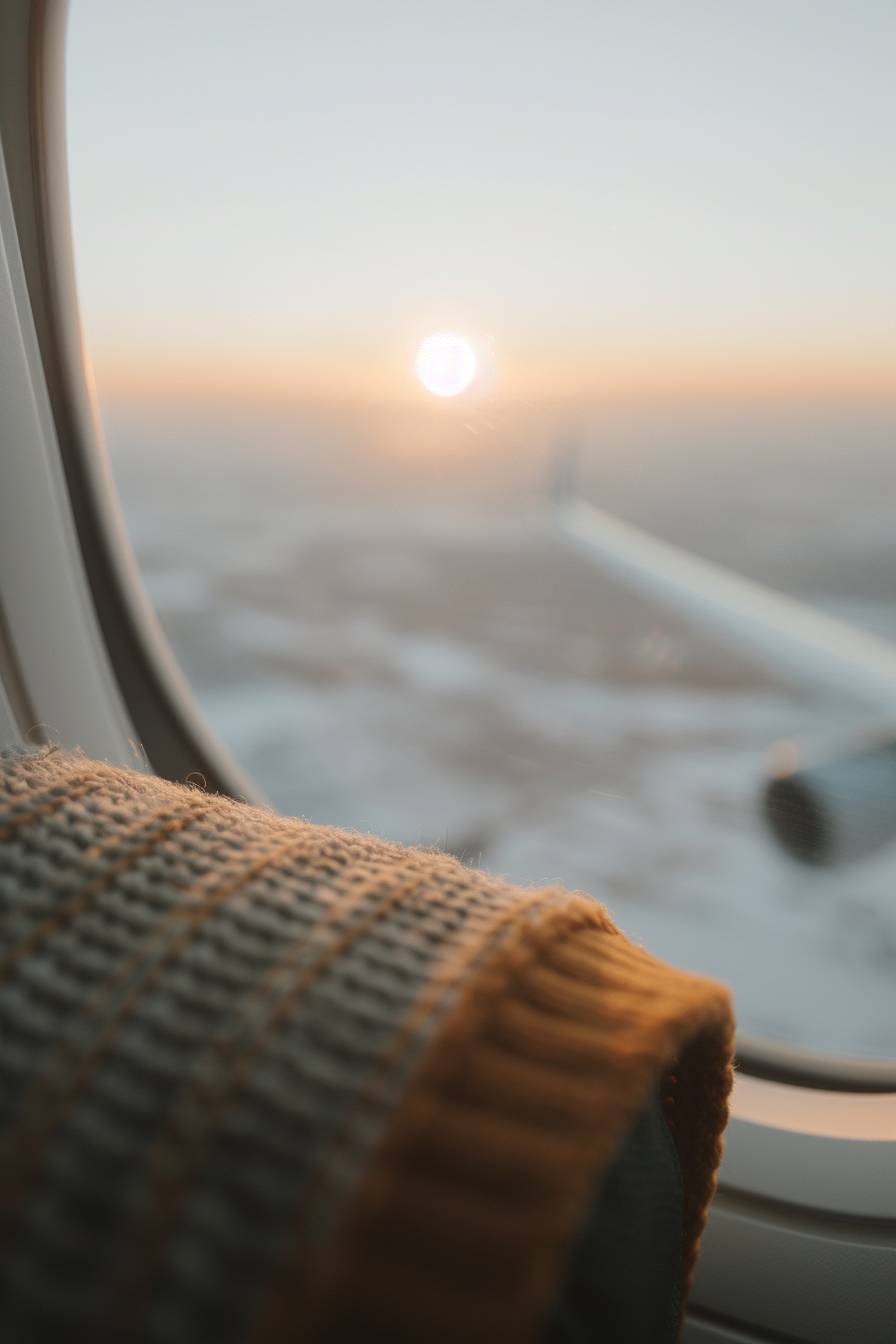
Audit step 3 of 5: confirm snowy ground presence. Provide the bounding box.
[106,400,896,1063]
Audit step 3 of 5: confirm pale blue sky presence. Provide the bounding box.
[66,0,896,395]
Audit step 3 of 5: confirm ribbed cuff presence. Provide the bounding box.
[261,904,734,1342]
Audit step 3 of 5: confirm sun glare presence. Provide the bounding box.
[415,332,477,397]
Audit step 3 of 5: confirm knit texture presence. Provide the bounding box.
[0,746,734,1342]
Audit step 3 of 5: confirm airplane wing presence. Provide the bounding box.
[554,489,896,864]
[556,495,896,712]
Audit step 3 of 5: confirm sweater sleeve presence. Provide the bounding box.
[0,745,734,1343]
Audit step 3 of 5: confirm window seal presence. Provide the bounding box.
[4,0,260,801]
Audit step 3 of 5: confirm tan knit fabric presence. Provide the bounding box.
[0,746,734,1343]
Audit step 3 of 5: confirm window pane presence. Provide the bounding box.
[67,1,896,1065]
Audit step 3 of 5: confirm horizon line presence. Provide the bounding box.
[85,345,896,410]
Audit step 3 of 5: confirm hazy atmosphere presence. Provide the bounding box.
[67,2,896,1065]
[69,0,896,400]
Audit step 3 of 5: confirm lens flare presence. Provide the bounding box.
[415,332,477,397]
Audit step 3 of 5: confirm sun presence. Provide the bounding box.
[415,332,477,397]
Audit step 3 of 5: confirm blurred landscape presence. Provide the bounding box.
[104,395,896,1063]
[67,0,896,1068]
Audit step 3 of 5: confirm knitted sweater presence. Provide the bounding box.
[0,746,734,1342]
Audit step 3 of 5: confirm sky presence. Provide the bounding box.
[66,0,896,406]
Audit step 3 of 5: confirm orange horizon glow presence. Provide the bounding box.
[69,6,896,444]
[89,340,896,410]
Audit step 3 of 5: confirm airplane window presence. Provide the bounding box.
[66,1,896,1069]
